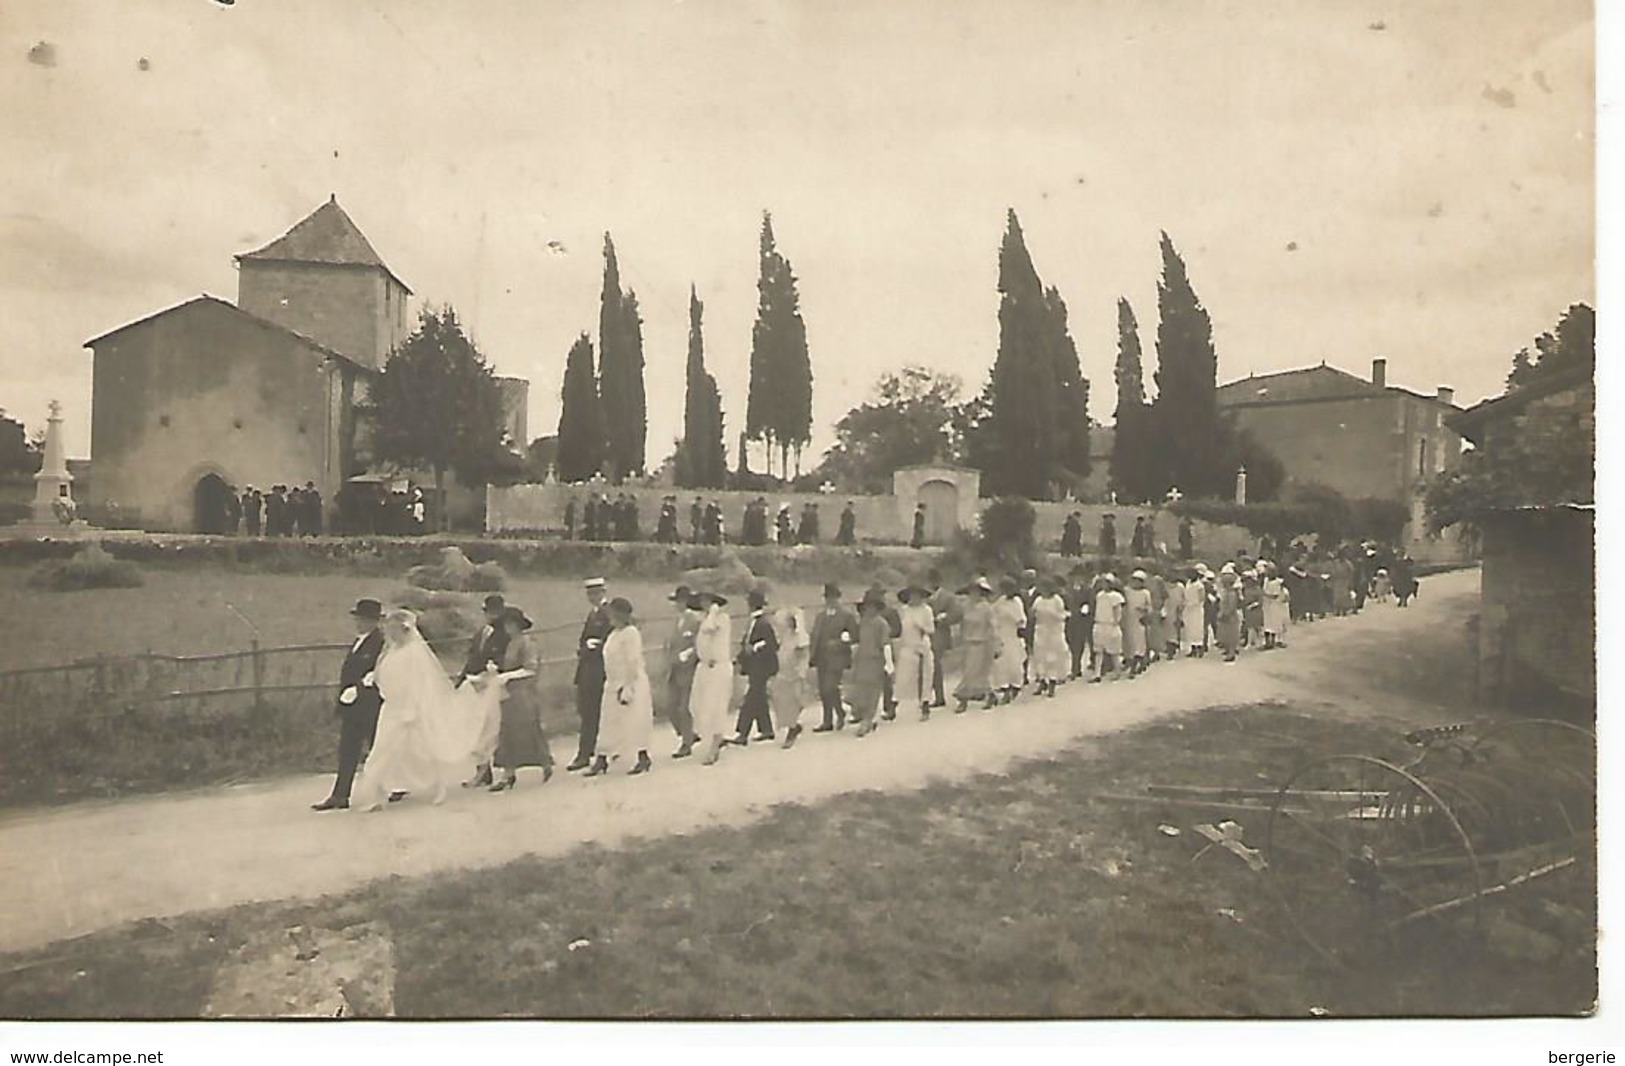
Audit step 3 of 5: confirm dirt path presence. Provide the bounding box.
[0,569,1481,955]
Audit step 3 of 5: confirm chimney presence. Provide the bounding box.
[1371,358,1387,388]
[1436,386,1454,406]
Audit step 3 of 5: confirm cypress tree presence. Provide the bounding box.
[619,287,648,477]
[747,212,813,478]
[1044,285,1091,482]
[597,233,646,481]
[985,209,1055,498]
[1111,297,1155,502]
[556,332,604,482]
[680,285,728,488]
[1151,232,1225,497]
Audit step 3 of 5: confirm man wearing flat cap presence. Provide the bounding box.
[808,582,858,732]
[731,588,780,744]
[313,598,386,811]
[569,577,613,771]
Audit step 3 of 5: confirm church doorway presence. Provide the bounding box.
[194,473,234,534]
[917,479,959,544]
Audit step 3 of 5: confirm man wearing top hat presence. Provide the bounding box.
[313,598,387,810]
[664,584,702,759]
[568,577,614,771]
[458,594,510,787]
[808,582,859,731]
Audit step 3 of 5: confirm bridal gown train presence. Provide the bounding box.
[351,627,493,810]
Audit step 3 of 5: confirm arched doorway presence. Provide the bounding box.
[194,473,234,534]
[918,479,959,544]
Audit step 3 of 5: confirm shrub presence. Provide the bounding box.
[27,543,145,591]
[407,546,508,591]
[938,497,1037,574]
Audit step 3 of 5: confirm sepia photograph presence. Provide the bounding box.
[0,0,1605,1049]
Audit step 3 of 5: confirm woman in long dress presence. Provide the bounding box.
[892,586,936,721]
[352,609,488,811]
[1029,577,1070,697]
[1122,571,1153,677]
[689,593,735,766]
[990,578,1028,703]
[1180,569,1208,656]
[1215,566,1243,662]
[587,597,655,777]
[954,578,997,713]
[488,606,552,792]
[848,590,894,737]
[772,603,813,747]
[1260,563,1291,649]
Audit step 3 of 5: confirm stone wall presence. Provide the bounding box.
[238,260,407,371]
[1476,507,1594,711]
[488,478,1257,561]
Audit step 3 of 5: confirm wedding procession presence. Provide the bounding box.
[313,539,1423,814]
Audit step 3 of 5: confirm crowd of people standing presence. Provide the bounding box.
[564,492,862,548]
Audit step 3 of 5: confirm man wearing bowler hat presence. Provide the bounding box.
[458,593,510,787]
[663,584,702,759]
[313,598,386,811]
[568,577,614,771]
[808,582,858,731]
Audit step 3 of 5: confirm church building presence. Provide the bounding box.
[83,197,525,532]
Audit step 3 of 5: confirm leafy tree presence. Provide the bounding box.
[1110,297,1157,502]
[597,235,647,481]
[0,412,32,476]
[556,332,605,483]
[1505,302,1595,391]
[746,212,813,478]
[370,306,507,530]
[816,366,963,493]
[1426,389,1593,532]
[1507,347,1535,389]
[678,286,728,489]
[1151,232,1227,497]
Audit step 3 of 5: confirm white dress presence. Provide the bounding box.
[688,606,735,739]
[597,625,655,760]
[893,602,936,706]
[1181,581,1208,651]
[991,597,1027,690]
[352,627,491,810]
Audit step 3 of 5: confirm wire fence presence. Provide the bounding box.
[0,602,861,744]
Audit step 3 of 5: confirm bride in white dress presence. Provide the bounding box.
[351,608,497,811]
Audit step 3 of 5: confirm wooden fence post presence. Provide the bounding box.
[251,639,265,712]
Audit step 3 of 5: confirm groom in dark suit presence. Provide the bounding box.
[313,598,386,811]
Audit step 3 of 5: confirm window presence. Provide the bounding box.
[1418,437,1428,478]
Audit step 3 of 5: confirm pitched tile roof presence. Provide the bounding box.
[83,293,369,371]
[1216,364,1382,405]
[235,196,411,293]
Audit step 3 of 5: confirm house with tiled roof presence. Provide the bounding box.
[81,199,421,531]
[1217,358,1466,551]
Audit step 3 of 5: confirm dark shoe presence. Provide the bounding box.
[672,742,694,759]
[488,776,516,793]
[882,708,897,722]
[584,757,610,777]
[813,723,835,734]
[466,765,493,788]
[629,752,653,776]
[783,724,803,749]
[542,765,554,784]
[388,791,408,803]
[723,733,749,747]
[566,757,591,773]
[311,797,349,811]
[753,732,775,743]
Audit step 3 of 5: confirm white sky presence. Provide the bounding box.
[0,0,1594,463]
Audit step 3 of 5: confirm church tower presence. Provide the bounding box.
[234,195,411,370]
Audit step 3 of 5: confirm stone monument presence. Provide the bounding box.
[11,400,90,537]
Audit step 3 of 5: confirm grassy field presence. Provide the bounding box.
[0,702,1593,1019]
[0,562,828,809]
[0,564,826,669]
